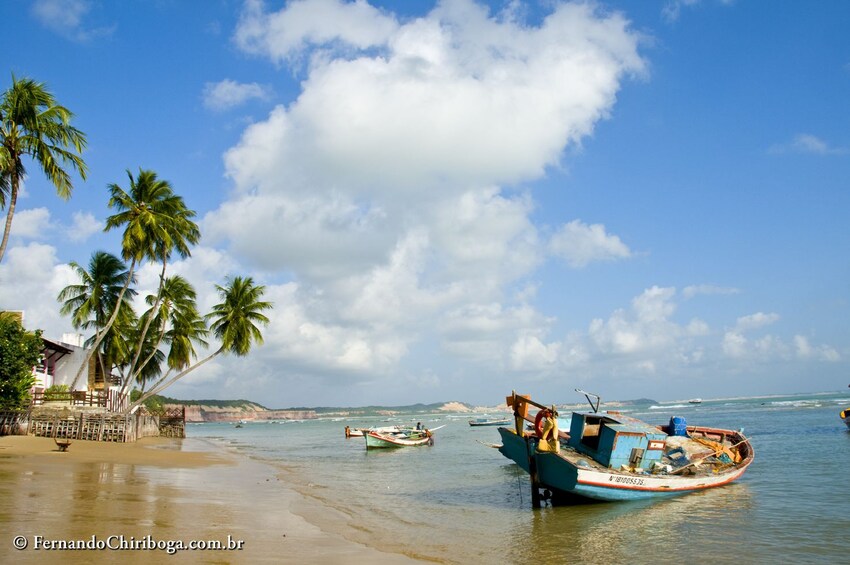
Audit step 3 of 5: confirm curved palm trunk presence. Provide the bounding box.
[131,365,174,404]
[70,258,137,390]
[119,312,168,398]
[124,347,223,414]
[124,259,168,389]
[0,174,20,264]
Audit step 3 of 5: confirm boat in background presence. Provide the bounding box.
[345,425,407,438]
[468,417,511,427]
[688,398,703,404]
[841,408,850,430]
[497,390,754,506]
[365,428,434,448]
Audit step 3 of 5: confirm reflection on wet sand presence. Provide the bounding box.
[0,435,421,564]
[509,484,754,563]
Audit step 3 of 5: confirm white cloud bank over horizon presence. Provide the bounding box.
[1,0,843,407]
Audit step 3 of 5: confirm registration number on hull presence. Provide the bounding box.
[608,475,646,486]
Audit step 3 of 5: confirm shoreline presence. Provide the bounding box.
[0,435,421,564]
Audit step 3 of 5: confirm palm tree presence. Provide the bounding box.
[127,276,272,413]
[58,251,136,389]
[70,169,199,389]
[107,169,200,386]
[118,275,205,398]
[122,323,166,393]
[0,75,87,263]
[58,251,136,331]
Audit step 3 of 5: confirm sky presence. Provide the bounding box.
[1,0,848,408]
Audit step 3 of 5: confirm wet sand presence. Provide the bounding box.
[0,435,420,564]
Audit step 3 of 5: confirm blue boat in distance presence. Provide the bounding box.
[497,390,754,506]
[468,417,511,427]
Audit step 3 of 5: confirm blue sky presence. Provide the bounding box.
[1,0,848,408]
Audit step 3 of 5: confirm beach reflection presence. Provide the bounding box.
[507,485,754,563]
[0,458,233,550]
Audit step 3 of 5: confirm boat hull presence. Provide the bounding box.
[498,426,753,502]
[365,430,433,448]
[346,425,406,438]
[469,419,511,427]
[841,408,850,430]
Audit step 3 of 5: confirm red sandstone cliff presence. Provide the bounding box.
[167,404,317,423]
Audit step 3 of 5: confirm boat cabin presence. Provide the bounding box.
[568,412,668,470]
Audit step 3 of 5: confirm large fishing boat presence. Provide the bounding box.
[497,390,754,505]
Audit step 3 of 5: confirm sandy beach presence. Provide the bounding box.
[0,435,420,564]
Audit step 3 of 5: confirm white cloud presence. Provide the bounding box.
[431,188,540,283]
[203,79,272,111]
[510,331,561,371]
[661,0,700,22]
[682,284,740,299]
[31,0,113,42]
[225,0,646,200]
[440,302,554,370]
[794,335,840,362]
[208,0,646,392]
[769,133,849,155]
[258,280,411,375]
[32,0,89,32]
[67,211,102,242]
[588,286,681,355]
[548,219,632,268]
[203,191,392,280]
[0,243,76,337]
[734,312,779,331]
[8,209,101,244]
[662,0,736,23]
[235,0,399,64]
[10,208,52,240]
[685,318,710,336]
[719,318,840,364]
[214,1,659,395]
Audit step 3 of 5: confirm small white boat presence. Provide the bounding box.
[345,425,408,438]
[469,417,511,427]
[364,428,434,448]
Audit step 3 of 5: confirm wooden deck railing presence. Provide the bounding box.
[31,390,108,407]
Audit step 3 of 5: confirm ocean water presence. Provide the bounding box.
[190,391,850,564]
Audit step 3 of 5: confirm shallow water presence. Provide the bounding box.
[191,392,850,564]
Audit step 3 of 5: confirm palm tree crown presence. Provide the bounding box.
[0,75,87,263]
[58,251,136,331]
[208,276,273,356]
[104,169,200,265]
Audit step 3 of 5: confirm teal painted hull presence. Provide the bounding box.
[497,426,752,503]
